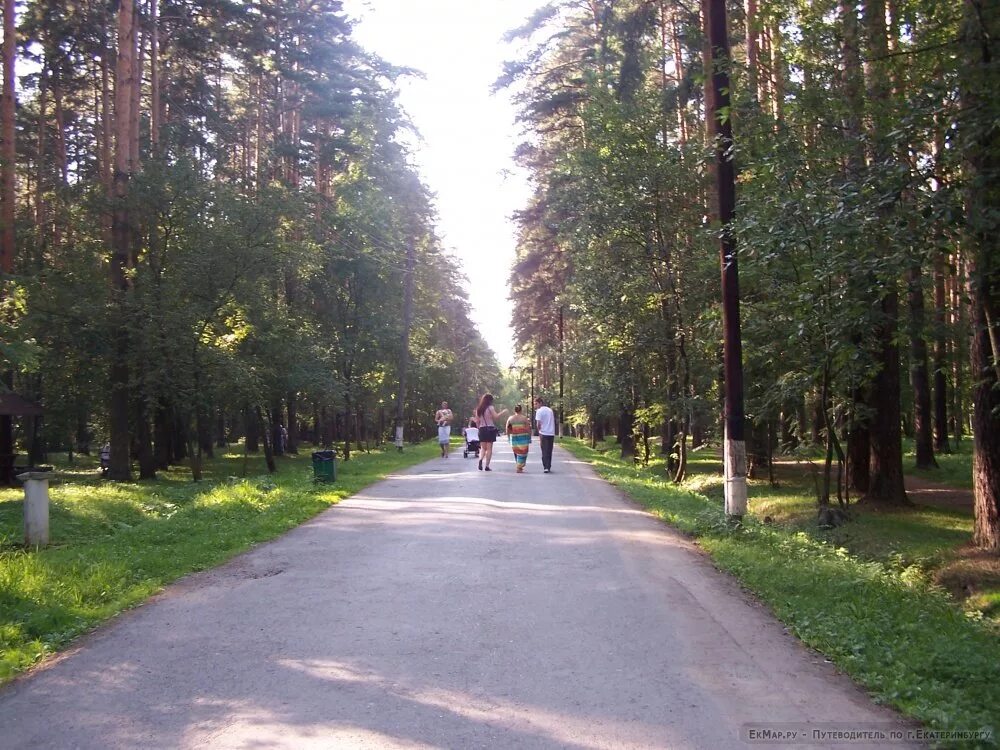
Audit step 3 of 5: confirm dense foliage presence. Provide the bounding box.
[502,0,1000,547]
[0,0,502,480]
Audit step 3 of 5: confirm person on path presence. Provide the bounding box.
[534,396,556,473]
[475,393,507,472]
[505,405,532,473]
[435,401,453,458]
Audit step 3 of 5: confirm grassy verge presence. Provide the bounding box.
[0,441,438,683]
[904,438,974,490]
[561,438,999,746]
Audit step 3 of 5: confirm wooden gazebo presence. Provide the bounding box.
[0,392,43,485]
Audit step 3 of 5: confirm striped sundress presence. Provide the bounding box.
[507,417,532,472]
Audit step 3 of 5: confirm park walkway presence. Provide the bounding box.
[0,445,913,748]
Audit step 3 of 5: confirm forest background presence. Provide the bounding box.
[0,0,998,548]
[0,0,506,483]
[501,0,1000,551]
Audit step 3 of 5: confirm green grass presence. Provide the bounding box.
[905,438,974,490]
[561,438,999,747]
[0,441,439,683]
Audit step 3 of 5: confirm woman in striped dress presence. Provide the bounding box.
[505,405,532,473]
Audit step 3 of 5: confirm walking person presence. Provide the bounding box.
[505,405,532,473]
[534,396,556,473]
[435,401,453,458]
[475,393,507,471]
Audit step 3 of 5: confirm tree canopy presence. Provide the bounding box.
[0,0,503,481]
[502,0,1000,549]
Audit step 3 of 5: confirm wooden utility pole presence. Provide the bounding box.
[705,0,747,519]
[394,237,416,450]
[961,0,1000,551]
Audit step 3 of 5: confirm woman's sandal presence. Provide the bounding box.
[478,460,483,470]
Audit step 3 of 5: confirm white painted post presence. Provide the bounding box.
[723,426,748,520]
[18,471,53,547]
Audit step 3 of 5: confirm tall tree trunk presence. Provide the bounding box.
[886,5,936,472]
[747,419,769,480]
[35,69,47,255]
[258,406,275,473]
[343,403,352,462]
[136,397,156,480]
[270,398,283,456]
[811,392,824,445]
[0,0,14,485]
[154,400,171,469]
[0,0,14,276]
[744,0,759,103]
[286,391,298,454]
[848,384,871,493]
[129,10,144,178]
[668,3,688,144]
[841,0,872,494]
[100,45,112,193]
[962,0,1000,551]
[108,0,138,481]
[592,413,605,445]
[769,19,784,124]
[199,402,214,459]
[660,420,671,455]
[932,253,951,453]
[171,408,187,462]
[861,0,908,505]
[690,412,704,449]
[76,414,91,455]
[907,266,937,469]
[951,254,967,444]
[149,0,160,155]
[706,0,748,518]
[866,291,909,504]
[216,408,227,449]
[394,237,415,449]
[186,415,201,482]
[619,408,635,459]
[245,405,259,453]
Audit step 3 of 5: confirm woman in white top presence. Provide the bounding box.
[474,393,508,471]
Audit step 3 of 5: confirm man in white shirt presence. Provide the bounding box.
[534,396,556,473]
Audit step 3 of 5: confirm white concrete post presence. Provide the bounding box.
[18,471,54,547]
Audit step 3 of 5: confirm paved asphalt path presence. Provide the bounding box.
[1,442,914,749]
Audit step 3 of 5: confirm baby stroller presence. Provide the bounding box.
[462,425,481,459]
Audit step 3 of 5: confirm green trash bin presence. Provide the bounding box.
[312,450,337,483]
